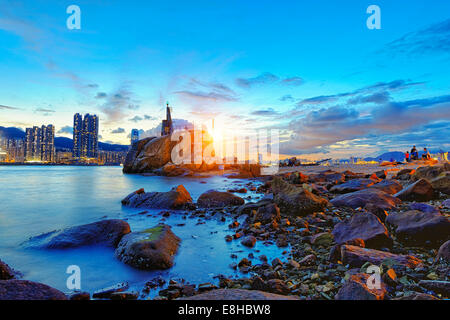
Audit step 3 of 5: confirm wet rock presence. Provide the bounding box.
[0,259,15,280]
[197,190,244,208]
[288,171,309,184]
[374,170,387,179]
[409,202,439,214]
[418,280,450,297]
[0,280,67,300]
[236,199,272,215]
[394,179,435,202]
[159,163,193,177]
[180,288,299,300]
[330,179,378,194]
[271,177,329,216]
[412,164,449,181]
[386,210,450,247]
[123,135,178,173]
[430,172,450,195]
[115,224,180,270]
[310,232,334,247]
[331,189,401,210]
[436,240,450,262]
[370,179,403,195]
[25,219,131,249]
[121,185,193,209]
[395,169,415,180]
[309,171,345,184]
[443,199,450,208]
[251,203,281,225]
[241,236,257,248]
[299,254,316,266]
[332,212,392,248]
[335,273,387,300]
[340,245,422,268]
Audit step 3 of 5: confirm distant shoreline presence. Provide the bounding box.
[0,162,122,167]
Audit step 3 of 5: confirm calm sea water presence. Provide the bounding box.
[0,166,285,297]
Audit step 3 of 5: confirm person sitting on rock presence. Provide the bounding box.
[422,148,431,160]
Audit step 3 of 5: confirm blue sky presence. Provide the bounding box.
[0,0,449,158]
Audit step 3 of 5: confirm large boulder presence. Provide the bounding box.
[121,185,193,209]
[340,245,422,268]
[386,210,450,247]
[309,170,345,185]
[246,203,281,225]
[412,164,449,181]
[330,179,378,194]
[25,219,131,249]
[335,273,387,300]
[197,190,244,208]
[370,180,403,195]
[332,212,392,248]
[331,189,401,210]
[271,177,329,216]
[123,136,178,174]
[394,179,435,201]
[0,280,67,300]
[436,240,450,262]
[0,260,15,280]
[115,224,180,270]
[430,172,450,195]
[180,289,299,300]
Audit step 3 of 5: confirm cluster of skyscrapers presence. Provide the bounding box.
[24,125,55,162]
[73,113,99,160]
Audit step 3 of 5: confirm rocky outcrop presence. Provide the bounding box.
[386,210,450,247]
[0,280,67,300]
[370,179,403,195]
[394,179,435,201]
[339,245,422,268]
[436,240,450,262]
[115,224,180,270]
[180,288,299,300]
[335,273,387,300]
[123,136,178,174]
[0,260,15,280]
[25,219,131,249]
[430,172,450,195]
[418,280,450,297]
[197,190,244,208]
[332,212,392,248]
[309,170,345,185]
[271,177,329,216]
[330,179,378,194]
[331,188,401,210]
[412,164,449,181]
[121,185,193,209]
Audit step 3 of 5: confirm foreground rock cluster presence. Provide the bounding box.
[3,162,449,300]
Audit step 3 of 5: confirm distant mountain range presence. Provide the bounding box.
[0,126,129,152]
[364,151,406,162]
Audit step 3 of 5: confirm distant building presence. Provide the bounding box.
[161,102,173,136]
[24,125,55,162]
[131,129,140,145]
[73,113,99,160]
[73,113,83,159]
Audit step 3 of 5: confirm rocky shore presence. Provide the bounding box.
[1,161,449,300]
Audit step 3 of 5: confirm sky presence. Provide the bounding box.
[0,0,449,159]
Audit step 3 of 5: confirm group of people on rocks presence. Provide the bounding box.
[405,146,431,162]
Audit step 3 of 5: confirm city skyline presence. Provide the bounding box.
[0,1,449,160]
